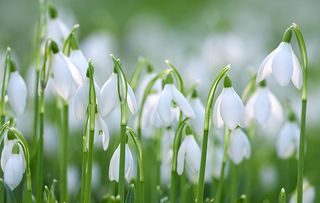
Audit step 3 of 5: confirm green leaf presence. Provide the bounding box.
[125,184,135,203]
[0,178,17,203]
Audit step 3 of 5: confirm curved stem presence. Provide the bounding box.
[170,118,189,203]
[290,23,308,203]
[130,57,151,90]
[214,128,230,202]
[0,48,12,124]
[196,65,230,203]
[165,61,185,94]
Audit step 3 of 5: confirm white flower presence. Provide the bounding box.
[69,49,88,82]
[1,137,26,190]
[7,71,27,115]
[177,135,201,175]
[72,79,101,120]
[228,128,251,165]
[156,84,195,127]
[213,87,244,129]
[100,73,138,116]
[190,96,205,135]
[277,121,300,159]
[47,18,70,47]
[160,129,174,184]
[109,144,134,182]
[257,42,302,89]
[51,52,82,102]
[245,86,283,125]
[289,180,315,203]
[93,114,109,151]
[140,93,160,138]
[135,72,162,105]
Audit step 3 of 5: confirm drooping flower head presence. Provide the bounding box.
[1,133,26,190]
[109,144,134,182]
[155,74,195,127]
[177,127,201,177]
[189,89,205,135]
[245,80,283,126]
[277,112,300,159]
[213,76,245,130]
[228,127,251,165]
[256,31,302,89]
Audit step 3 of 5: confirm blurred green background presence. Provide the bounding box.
[0,0,320,202]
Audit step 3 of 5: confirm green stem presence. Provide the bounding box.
[170,118,189,203]
[36,89,45,203]
[84,115,95,203]
[215,128,230,203]
[80,115,89,203]
[196,66,230,203]
[60,103,69,202]
[230,163,238,203]
[130,57,151,90]
[118,113,127,203]
[290,23,308,203]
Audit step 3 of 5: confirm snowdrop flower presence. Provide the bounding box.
[155,79,195,127]
[245,81,283,125]
[177,130,201,175]
[289,180,315,203]
[100,72,138,116]
[189,90,205,135]
[213,76,244,130]
[1,135,26,190]
[69,49,88,82]
[7,69,27,115]
[140,93,161,138]
[92,113,109,151]
[50,44,82,102]
[46,3,70,47]
[135,71,162,105]
[228,128,251,165]
[257,40,302,89]
[109,144,134,182]
[277,117,300,159]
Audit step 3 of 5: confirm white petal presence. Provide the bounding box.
[72,80,89,120]
[244,91,258,125]
[291,50,303,89]
[100,73,119,116]
[51,53,76,101]
[125,145,134,182]
[254,88,271,125]
[4,155,24,190]
[268,90,284,123]
[7,72,27,115]
[96,114,109,151]
[213,94,224,128]
[228,128,251,165]
[69,50,88,80]
[46,18,70,46]
[127,85,138,114]
[1,138,16,171]
[271,42,293,86]
[109,145,120,182]
[177,138,187,175]
[171,85,195,118]
[64,54,84,87]
[256,49,277,83]
[190,98,205,134]
[157,85,175,125]
[277,122,299,159]
[185,136,201,174]
[220,88,245,129]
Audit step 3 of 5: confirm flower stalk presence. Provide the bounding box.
[84,61,97,202]
[196,65,230,203]
[288,23,308,203]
